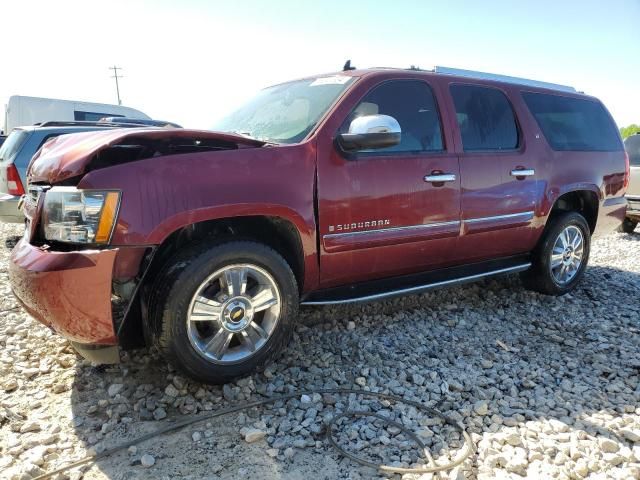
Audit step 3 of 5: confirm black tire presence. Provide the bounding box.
[620,218,638,234]
[151,241,298,384]
[521,211,591,296]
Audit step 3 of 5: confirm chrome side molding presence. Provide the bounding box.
[322,212,534,241]
[323,220,461,240]
[465,211,534,224]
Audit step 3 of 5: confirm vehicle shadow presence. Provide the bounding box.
[55,257,639,479]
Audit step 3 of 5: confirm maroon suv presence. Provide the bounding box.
[9,67,629,384]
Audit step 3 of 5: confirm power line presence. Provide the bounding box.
[109,65,124,105]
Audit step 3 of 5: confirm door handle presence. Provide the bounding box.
[424,173,456,183]
[510,168,535,177]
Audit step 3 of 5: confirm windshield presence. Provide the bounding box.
[212,76,354,144]
[0,129,29,163]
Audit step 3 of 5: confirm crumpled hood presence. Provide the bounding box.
[28,128,266,184]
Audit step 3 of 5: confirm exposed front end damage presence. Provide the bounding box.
[28,128,266,184]
[9,236,155,364]
[9,239,119,360]
[12,128,270,362]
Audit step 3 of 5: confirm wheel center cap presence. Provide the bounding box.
[229,306,245,323]
[563,247,573,261]
[221,298,253,332]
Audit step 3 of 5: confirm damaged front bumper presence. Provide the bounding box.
[9,238,147,364]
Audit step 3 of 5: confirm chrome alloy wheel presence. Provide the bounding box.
[186,264,281,364]
[550,225,584,285]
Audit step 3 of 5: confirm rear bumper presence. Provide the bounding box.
[0,193,24,223]
[9,238,119,346]
[626,195,640,221]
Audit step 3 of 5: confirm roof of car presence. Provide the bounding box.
[290,66,587,97]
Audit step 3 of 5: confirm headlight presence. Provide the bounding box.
[42,187,121,244]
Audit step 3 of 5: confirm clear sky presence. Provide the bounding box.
[1,0,638,129]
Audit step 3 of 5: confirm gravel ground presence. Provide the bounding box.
[1,221,639,480]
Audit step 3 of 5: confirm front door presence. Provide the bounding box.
[316,78,461,288]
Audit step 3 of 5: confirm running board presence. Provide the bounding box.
[301,256,531,305]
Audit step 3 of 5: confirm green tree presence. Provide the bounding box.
[620,124,640,139]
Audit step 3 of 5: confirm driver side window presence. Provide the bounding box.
[341,80,444,153]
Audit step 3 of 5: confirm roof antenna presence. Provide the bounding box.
[343,59,355,71]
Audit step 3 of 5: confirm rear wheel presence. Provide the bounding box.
[620,218,638,234]
[521,211,591,295]
[152,241,298,384]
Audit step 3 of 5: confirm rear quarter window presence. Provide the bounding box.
[624,135,640,166]
[0,130,30,164]
[450,84,519,151]
[522,92,622,152]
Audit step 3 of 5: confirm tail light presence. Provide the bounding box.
[624,151,630,190]
[6,164,25,196]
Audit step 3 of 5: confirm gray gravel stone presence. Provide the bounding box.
[244,428,267,443]
[164,384,179,398]
[108,384,124,397]
[473,400,489,416]
[598,437,619,453]
[153,408,167,421]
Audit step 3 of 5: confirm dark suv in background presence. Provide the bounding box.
[9,67,628,384]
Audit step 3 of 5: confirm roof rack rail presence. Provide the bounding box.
[35,120,151,128]
[433,66,577,93]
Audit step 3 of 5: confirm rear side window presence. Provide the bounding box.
[341,80,444,153]
[0,130,30,163]
[522,92,622,152]
[450,85,519,151]
[625,135,640,166]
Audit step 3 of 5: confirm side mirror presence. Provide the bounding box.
[337,114,401,151]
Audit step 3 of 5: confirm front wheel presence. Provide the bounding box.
[152,241,298,384]
[521,211,591,295]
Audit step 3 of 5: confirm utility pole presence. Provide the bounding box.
[109,66,123,105]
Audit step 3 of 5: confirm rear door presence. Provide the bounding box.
[447,83,540,262]
[316,78,461,288]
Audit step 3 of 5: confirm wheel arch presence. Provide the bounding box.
[145,214,308,294]
[544,187,600,234]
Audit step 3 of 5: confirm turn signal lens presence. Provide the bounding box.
[95,192,120,243]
